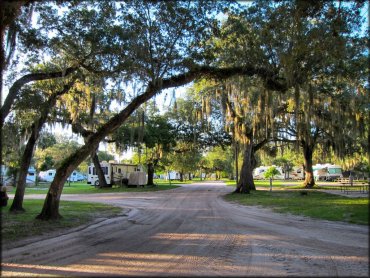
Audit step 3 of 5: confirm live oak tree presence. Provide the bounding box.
[9,75,76,212]
[217,1,368,188]
[32,1,248,219]
[255,1,368,187]
[2,1,286,220]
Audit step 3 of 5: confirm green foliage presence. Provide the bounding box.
[37,131,57,150]
[34,139,81,170]
[165,147,202,177]
[203,146,234,178]
[97,150,114,162]
[264,166,281,179]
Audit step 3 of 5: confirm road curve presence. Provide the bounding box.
[1,182,368,277]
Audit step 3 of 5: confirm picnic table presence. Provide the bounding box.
[338,177,369,194]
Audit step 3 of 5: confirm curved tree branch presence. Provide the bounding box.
[0,67,78,124]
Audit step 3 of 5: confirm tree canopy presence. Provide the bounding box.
[1,0,368,219]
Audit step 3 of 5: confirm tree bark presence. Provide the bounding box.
[234,141,255,194]
[91,152,108,187]
[147,162,154,185]
[302,142,315,188]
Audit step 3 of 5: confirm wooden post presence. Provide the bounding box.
[270,177,272,192]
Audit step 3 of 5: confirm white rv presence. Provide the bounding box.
[289,166,304,180]
[253,165,285,180]
[39,169,56,182]
[253,166,269,179]
[39,169,86,182]
[87,161,146,187]
[1,166,36,185]
[26,167,37,184]
[67,171,86,182]
[313,164,343,181]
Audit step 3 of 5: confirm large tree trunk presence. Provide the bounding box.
[91,152,108,187]
[234,141,255,194]
[9,125,37,212]
[36,144,97,220]
[302,143,315,188]
[147,162,154,186]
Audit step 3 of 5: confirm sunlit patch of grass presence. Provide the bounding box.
[224,190,369,225]
[1,199,122,242]
[6,180,183,195]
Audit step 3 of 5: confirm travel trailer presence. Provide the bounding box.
[39,169,86,182]
[26,167,37,184]
[87,161,146,187]
[0,165,36,185]
[253,166,270,180]
[313,164,343,181]
[253,165,284,180]
[289,166,304,180]
[67,171,86,182]
[39,169,56,182]
[253,165,304,180]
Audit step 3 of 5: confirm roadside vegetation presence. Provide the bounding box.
[1,199,122,242]
[224,180,369,225]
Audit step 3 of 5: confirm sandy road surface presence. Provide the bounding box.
[1,182,369,277]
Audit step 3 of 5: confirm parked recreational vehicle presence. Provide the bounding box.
[67,171,86,182]
[87,161,146,187]
[39,169,86,182]
[253,165,285,180]
[253,165,304,180]
[253,166,269,179]
[289,167,304,180]
[313,164,343,181]
[39,169,56,182]
[0,166,36,185]
[26,167,37,184]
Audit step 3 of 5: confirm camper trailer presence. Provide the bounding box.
[253,166,269,179]
[87,161,146,187]
[39,169,56,182]
[313,164,343,181]
[289,166,304,180]
[26,167,37,184]
[253,165,285,180]
[67,171,86,182]
[39,169,86,182]
[0,165,36,185]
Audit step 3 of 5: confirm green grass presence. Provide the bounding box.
[1,199,122,242]
[224,190,369,225]
[223,179,300,188]
[6,179,188,195]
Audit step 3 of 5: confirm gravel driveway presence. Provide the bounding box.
[1,181,368,277]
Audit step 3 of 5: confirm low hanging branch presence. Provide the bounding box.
[36,64,287,220]
[0,67,78,124]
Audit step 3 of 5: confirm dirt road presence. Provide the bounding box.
[1,182,368,277]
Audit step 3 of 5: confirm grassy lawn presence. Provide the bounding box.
[5,179,192,195]
[223,179,300,188]
[1,199,122,242]
[224,190,369,225]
